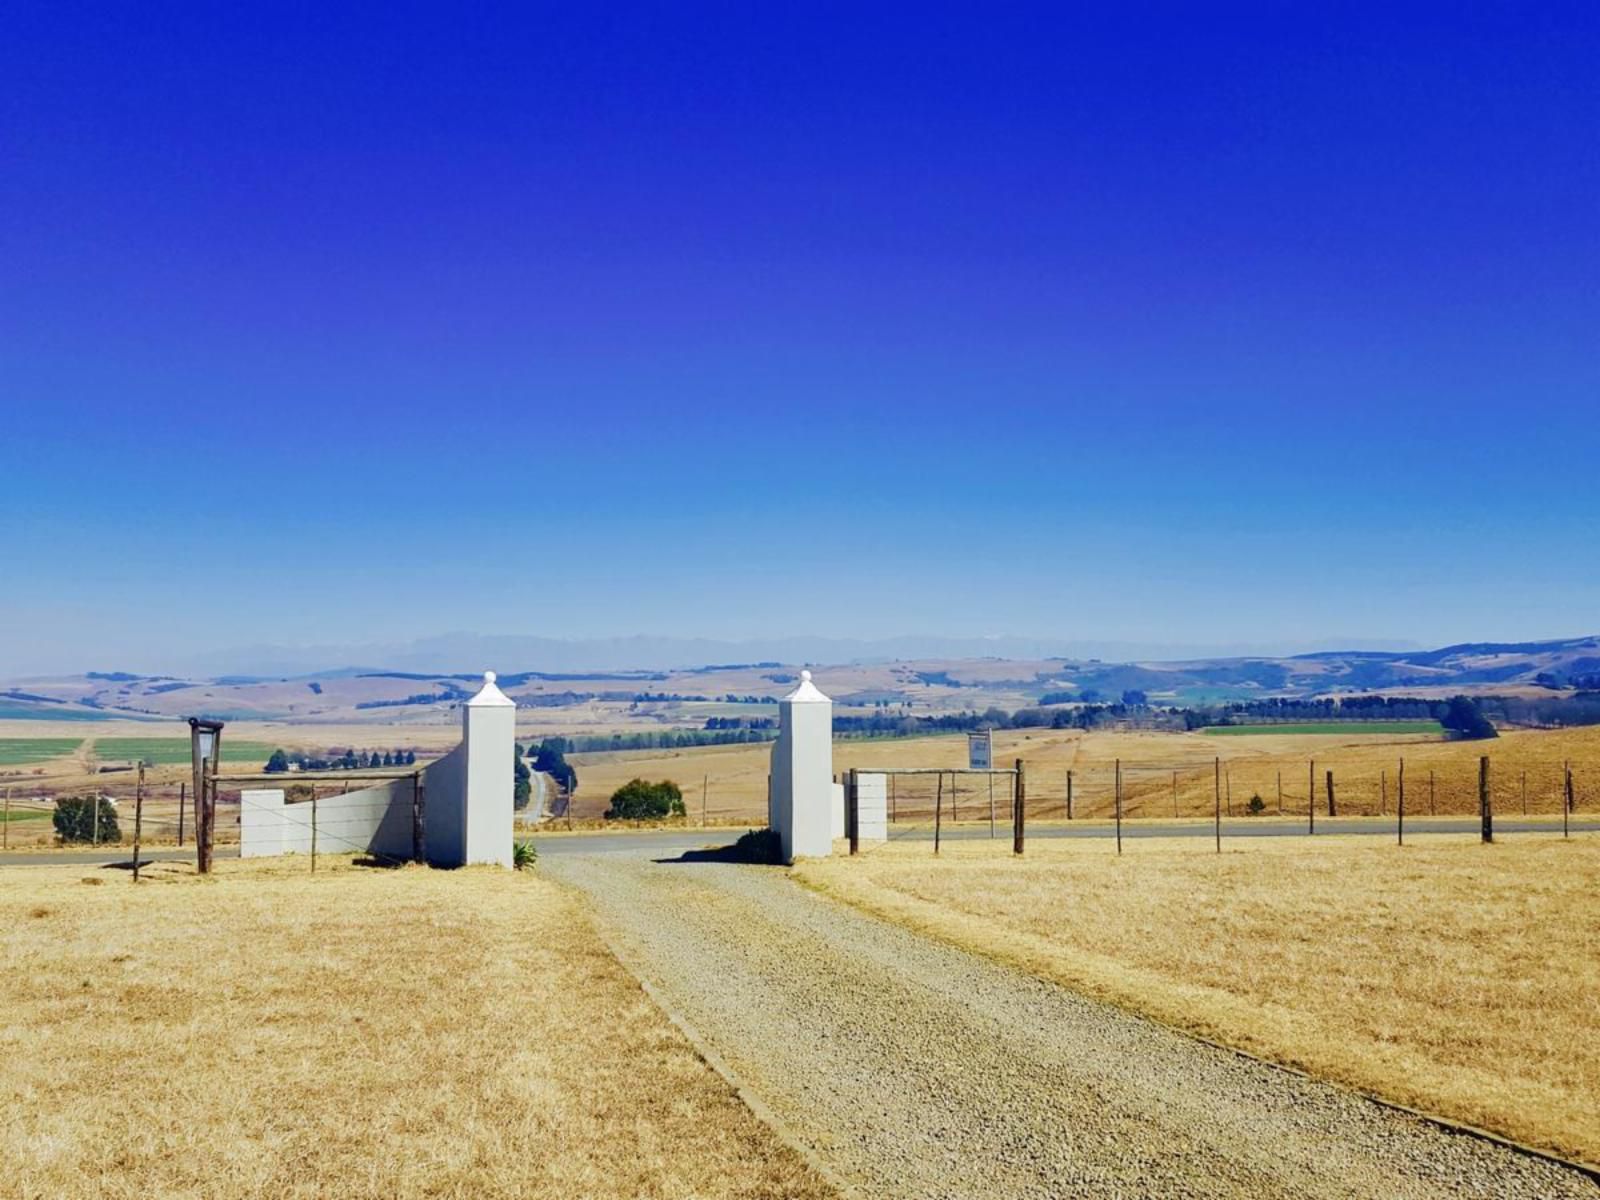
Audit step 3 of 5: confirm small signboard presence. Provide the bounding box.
[968,730,993,771]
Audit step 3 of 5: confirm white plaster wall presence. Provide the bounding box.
[831,782,845,839]
[855,773,888,843]
[239,780,414,859]
[421,743,466,865]
[236,672,512,868]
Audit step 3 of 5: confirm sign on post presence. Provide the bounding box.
[968,730,993,772]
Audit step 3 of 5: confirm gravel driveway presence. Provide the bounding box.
[543,845,1597,1199]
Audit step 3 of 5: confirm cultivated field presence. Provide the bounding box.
[0,857,831,1199]
[796,834,1600,1166]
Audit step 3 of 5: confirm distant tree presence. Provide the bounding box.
[1121,689,1149,706]
[404,749,416,765]
[53,795,120,843]
[264,749,290,774]
[604,778,685,820]
[1440,695,1497,740]
[381,751,393,767]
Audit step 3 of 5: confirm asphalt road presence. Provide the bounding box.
[2,815,1592,867]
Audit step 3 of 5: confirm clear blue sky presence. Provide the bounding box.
[3,4,1597,674]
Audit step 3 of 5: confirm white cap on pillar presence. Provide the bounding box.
[467,670,515,707]
[783,669,830,703]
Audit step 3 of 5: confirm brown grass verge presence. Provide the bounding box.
[0,857,832,1199]
[795,832,1600,1165]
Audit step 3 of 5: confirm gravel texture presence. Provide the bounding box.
[543,846,1597,1200]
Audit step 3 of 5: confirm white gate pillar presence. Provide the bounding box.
[770,670,833,861]
[461,671,515,867]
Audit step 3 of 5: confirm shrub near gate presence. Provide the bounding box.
[604,778,685,820]
[52,796,120,843]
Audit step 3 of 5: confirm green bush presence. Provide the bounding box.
[53,795,121,844]
[1246,794,1266,815]
[604,778,685,820]
[512,841,537,870]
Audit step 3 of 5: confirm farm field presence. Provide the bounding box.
[561,724,1599,824]
[795,834,1600,1166]
[0,857,832,1200]
[1201,721,1442,736]
[0,737,81,765]
[87,737,281,765]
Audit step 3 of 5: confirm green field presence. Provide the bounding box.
[0,738,83,766]
[1201,721,1443,737]
[88,738,281,765]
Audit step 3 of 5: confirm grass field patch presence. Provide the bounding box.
[0,858,832,1199]
[88,737,280,765]
[797,834,1600,1165]
[0,738,83,765]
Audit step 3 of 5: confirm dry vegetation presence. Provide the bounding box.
[562,724,1600,825]
[796,832,1600,1166]
[0,858,832,1200]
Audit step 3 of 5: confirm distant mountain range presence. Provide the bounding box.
[138,631,1427,679]
[2,635,1596,725]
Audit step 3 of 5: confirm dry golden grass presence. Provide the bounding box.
[565,725,1600,824]
[796,833,1600,1166]
[0,857,832,1199]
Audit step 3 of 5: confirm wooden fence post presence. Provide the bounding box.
[1114,759,1123,856]
[1066,769,1074,821]
[1214,761,1222,853]
[847,769,859,856]
[311,790,319,873]
[132,764,144,881]
[1397,758,1405,847]
[1565,765,1573,839]
[1479,756,1492,844]
[177,782,186,847]
[411,772,425,863]
[1326,770,1336,818]
[2,787,9,851]
[934,772,942,856]
[1308,760,1315,835]
[1013,759,1026,856]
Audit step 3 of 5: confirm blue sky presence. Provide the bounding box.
[3,4,1597,674]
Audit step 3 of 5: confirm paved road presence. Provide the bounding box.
[545,841,1597,1199]
[2,815,1592,868]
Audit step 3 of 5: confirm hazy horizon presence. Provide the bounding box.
[16,628,1600,683]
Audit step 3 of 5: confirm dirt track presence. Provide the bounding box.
[544,844,1596,1200]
